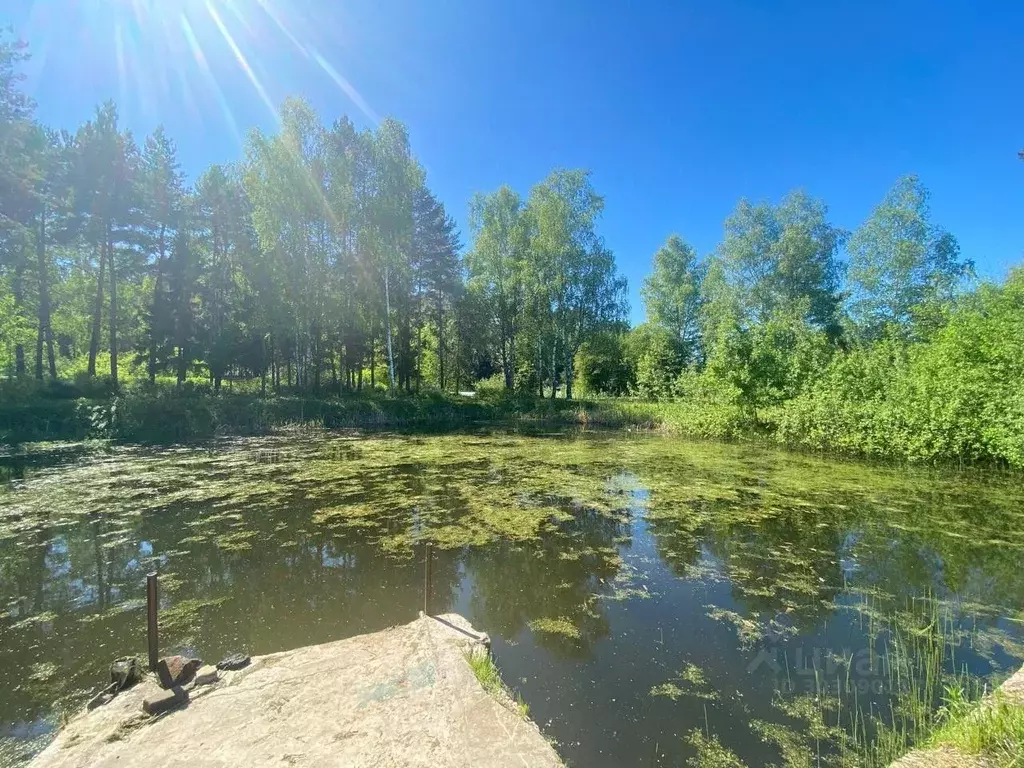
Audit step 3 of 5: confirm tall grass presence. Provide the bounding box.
[464,648,530,719]
[926,689,1024,765]
[766,593,994,767]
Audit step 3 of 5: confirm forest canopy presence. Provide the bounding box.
[0,30,626,397]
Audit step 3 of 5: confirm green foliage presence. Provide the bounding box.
[702,302,832,419]
[624,323,685,399]
[575,330,631,396]
[0,276,32,370]
[847,175,973,340]
[684,730,747,768]
[712,190,845,334]
[467,186,530,390]
[466,171,627,397]
[778,270,1024,467]
[1,32,1022,469]
[641,235,704,362]
[2,37,474,399]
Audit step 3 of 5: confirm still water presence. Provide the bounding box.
[1,430,1023,766]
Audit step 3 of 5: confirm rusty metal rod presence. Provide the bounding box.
[146,572,159,671]
[423,543,432,616]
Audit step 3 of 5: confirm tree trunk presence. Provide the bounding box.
[87,244,106,377]
[35,205,57,380]
[108,227,118,388]
[550,340,558,400]
[565,349,573,400]
[453,312,461,393]
[270,342,278,393]
[404,312,412,393]
[35,325,43,380]
[536,336,543,398]
[436,298,445,392]
[501,323,514,390]
[148,223,166,384]
[384,264,396,393]
[176,343,187,386]
[370,333,375,389]
[312,323,322,392]
[175,281,187,387]
[13,249,25,376]
[415,321,422,394]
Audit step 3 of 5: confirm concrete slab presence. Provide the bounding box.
[31,614,563,768]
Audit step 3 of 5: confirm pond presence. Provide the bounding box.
[1,430,1023,767]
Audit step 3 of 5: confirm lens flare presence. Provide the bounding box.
[312,48,379,125]
[180,11,241,143]
[205,0,278,123]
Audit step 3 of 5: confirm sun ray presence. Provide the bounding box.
[181,11,241,145]
[114,22,129,111]
[205,0,278,123]
[311,48,379,125]
[254,0,310,59]
[223,0,257,40]
[152,4,188,119]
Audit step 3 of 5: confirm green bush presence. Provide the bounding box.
[777,270,1024,467]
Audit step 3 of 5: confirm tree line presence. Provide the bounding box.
[583,177,973,402]
[3,32,1023,466]
[0,33,626,397]
[574,174,1023,466]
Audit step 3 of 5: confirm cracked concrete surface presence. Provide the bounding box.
[31,614,563,768]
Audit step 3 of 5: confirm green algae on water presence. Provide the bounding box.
[527,617,583,640]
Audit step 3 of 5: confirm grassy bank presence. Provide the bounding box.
[1,382,1020,471]
[924,687,1024,766]
[0,383,677,444]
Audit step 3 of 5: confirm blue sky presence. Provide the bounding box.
[5,0,1023,324]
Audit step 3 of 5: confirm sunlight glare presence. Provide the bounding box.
[204,0,278,123]
[86,0,377,135]
[312,48,380,125]
[180,12,241,144]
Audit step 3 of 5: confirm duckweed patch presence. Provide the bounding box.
[527,617,583,641]
[650,682,685,700]
[679,662,708,688]
[685,730,747,768]
[651,662,720,703]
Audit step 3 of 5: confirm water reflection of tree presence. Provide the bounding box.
[132,499,462,655]
[644,501,704,576]
[0,514,152,729]
[643,475,1024,658]
[0,488,467,731]
[464,505,628,658]
[846,494,1024,612]
[705,507,847,627]
[643,495,847,627]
